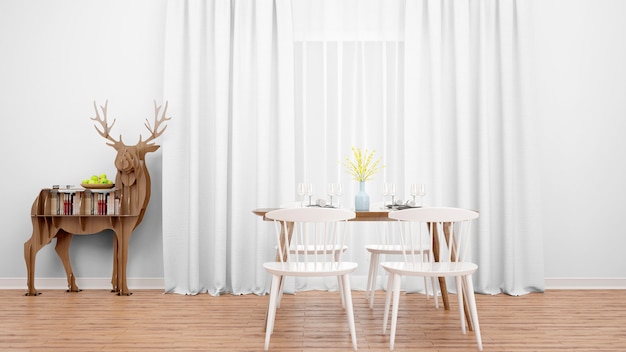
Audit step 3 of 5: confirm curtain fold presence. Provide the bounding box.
[162,0,294,295]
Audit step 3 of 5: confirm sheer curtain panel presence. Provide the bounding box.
[290,0,412,292]
[162,0,295,295]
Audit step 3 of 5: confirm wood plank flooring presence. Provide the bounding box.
[1,289,625,351]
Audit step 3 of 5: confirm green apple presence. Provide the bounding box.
[90,175,98,181]
[82,179,90,184]
[99,173,107,180]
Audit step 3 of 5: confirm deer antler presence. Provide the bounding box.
[141,100,171,144]
[91,100,121,145]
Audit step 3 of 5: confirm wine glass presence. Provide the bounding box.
[382,183,389,207]
[306,183,314,206]
[410,183,418,203]
[417,183,426,206]
[297,183,306,207]
[389,183,396,206]
[327,183,335,207]
[334,183,343,208]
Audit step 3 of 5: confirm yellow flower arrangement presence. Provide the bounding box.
[341,146,384,182]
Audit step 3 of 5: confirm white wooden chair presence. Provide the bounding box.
[278,202,349,306]
[382,207,482,351]
[263,207,358,351]
[364,220,435,308]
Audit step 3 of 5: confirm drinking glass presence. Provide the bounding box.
[382,183,389,207]
[297,183,306,207]
[418,183,426,206]
[389,183,396,206]
[306,183,314,206]
[410,183,418,202]
[327,183,335,207]
[334,183,343,208]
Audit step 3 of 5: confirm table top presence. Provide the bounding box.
[253,207,394,222]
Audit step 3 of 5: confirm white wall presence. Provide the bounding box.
[0,0,624,290]
[533,0,626,285]
[0,0,168,288]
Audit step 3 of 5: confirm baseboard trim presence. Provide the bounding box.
[544,277,626,289]
[2,277,625,291]
[0,278,165,291]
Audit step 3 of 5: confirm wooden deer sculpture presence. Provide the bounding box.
[24,101,170,296]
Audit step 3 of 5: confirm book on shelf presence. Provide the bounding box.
[44,187,117,216]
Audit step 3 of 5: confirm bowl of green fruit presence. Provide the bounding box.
[81,174,114,189]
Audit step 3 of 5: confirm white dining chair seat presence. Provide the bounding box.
[291,244,348,255]
[365,244,414,255]
[276,239,349,308]
[365,242,434,308]
[381,261,478,278]
[263,262,358,277]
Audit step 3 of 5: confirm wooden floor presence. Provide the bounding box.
[1,288,625,351]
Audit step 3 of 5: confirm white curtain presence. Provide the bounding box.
[402,0,544,295]
[162,0,295,295]
[290,0,543,295]
[162,0,544,296]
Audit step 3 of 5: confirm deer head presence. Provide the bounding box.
[91,100,170,218]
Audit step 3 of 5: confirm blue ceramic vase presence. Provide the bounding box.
[354,181,370,211]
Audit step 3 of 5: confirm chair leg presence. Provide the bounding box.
[455,276,467,334]
[382,273,394,334]
[367,252,380,308]
[337,276,346,308]
[277,275,285,309]
[424,253,439,308]
[265,274,282,351]
[464,275,483,351]
[366,253,374,300]
[334,252,347,308]
[389,273,402,351]
[341,274,358,351]
[431,276,439,308]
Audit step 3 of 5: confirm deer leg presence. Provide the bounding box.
[24,237,41,296]
[111,234,119,293]
[114,221,133,296]
[118,229,132,296]
[55,231,80,293]
[24,218,53,296]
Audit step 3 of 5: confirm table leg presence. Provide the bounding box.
[264,221,293,332]
[431,225,451,310]
[442,222,473,331]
